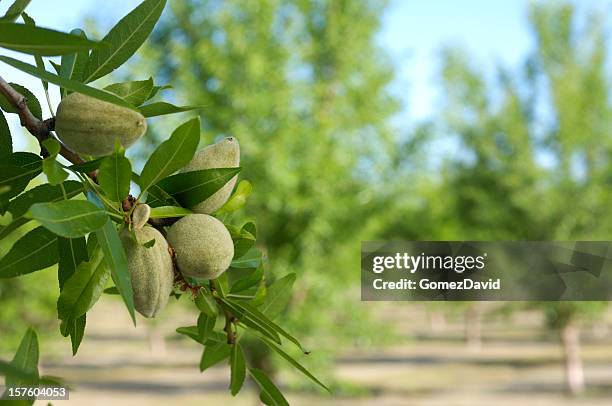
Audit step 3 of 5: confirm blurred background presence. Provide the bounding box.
[2,0,612,404]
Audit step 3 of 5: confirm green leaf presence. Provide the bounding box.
[197,312,216,342]
[231,247,262,269]
[221,298,281,344]
[218,180,252,214]
[0,226,58,278]
[57,247,109,332]
[41,139,69,186]
[200,342,231,372]
[150,168,241,208]
[0,22,97,55]
[95,220,135,324]
[5,327,39,388]
[248,368,289,406]
[132,172,180,207]
[69,314,86,356]
[67,158,103,174]
[103,286,119,295]
[7,180,83,219]
[98,148,132,202]
[230,266,264,294]
[57,236,88,290]
[69,29,89,83]
[147,84,171,100]
[57,29,87,95]
[138,117,200,195]
[139,101,198,117]
[21,12,48,92]
[256,334,329,392]
[1,0,32,22]
[0,56,136,109]
[176,326,225,345]
[195,290,218,317]
[0,111,12,158]
[26,200,107,238]
[83,0,167,83]
[0,83,42,120]
[262,273,296,320]
[149,205,192,218]
[104,78,153,106]
[230,299,307,353]
[230,343,246,396]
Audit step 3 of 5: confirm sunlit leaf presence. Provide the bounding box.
[139,101,198,117]
[83,0,167,83]
[138,117,200,195]
[0,22,97,55]
[0,56,136,109]
[26,200,107,238]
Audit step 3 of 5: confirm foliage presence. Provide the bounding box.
[0,0,326,403]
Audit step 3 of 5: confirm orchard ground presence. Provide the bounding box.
[11,300,612,406]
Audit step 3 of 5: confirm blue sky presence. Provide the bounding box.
[2,0,611,148]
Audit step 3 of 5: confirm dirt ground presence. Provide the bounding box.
[19,300,612,405]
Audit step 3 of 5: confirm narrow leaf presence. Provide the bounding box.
[26,200,107,238]
[138,117,200,195]
[0,22,97,55]
[257,334,329,392]
[149,205,192,218]
[69,314,86,356]
[230,343,246,396]
[197,312,216,342]
[83,0,167,82]
[230,266,264,294]
[1,0,32,22]
[104,78,153,106]
[195,290,217,317]
[98,149,132,202]
[231,247,262,269]
[139,101,198,117]
[151,167,240,207]
[57,247,109,330]
[69,29,89,82]
[261,274,296,320]
[249,368,289,406]
[57,236,88,290]
[6,327,39,388]
[21,12,48,91]
[95,220,135,324]
[0,56,136,109]
[0,226,58,278]
[200,342,231,372]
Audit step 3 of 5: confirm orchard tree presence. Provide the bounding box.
[0,0,328,404]
[387,1,611,396]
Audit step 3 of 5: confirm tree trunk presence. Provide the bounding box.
[560,323,584,396]
[464,305,482,351]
